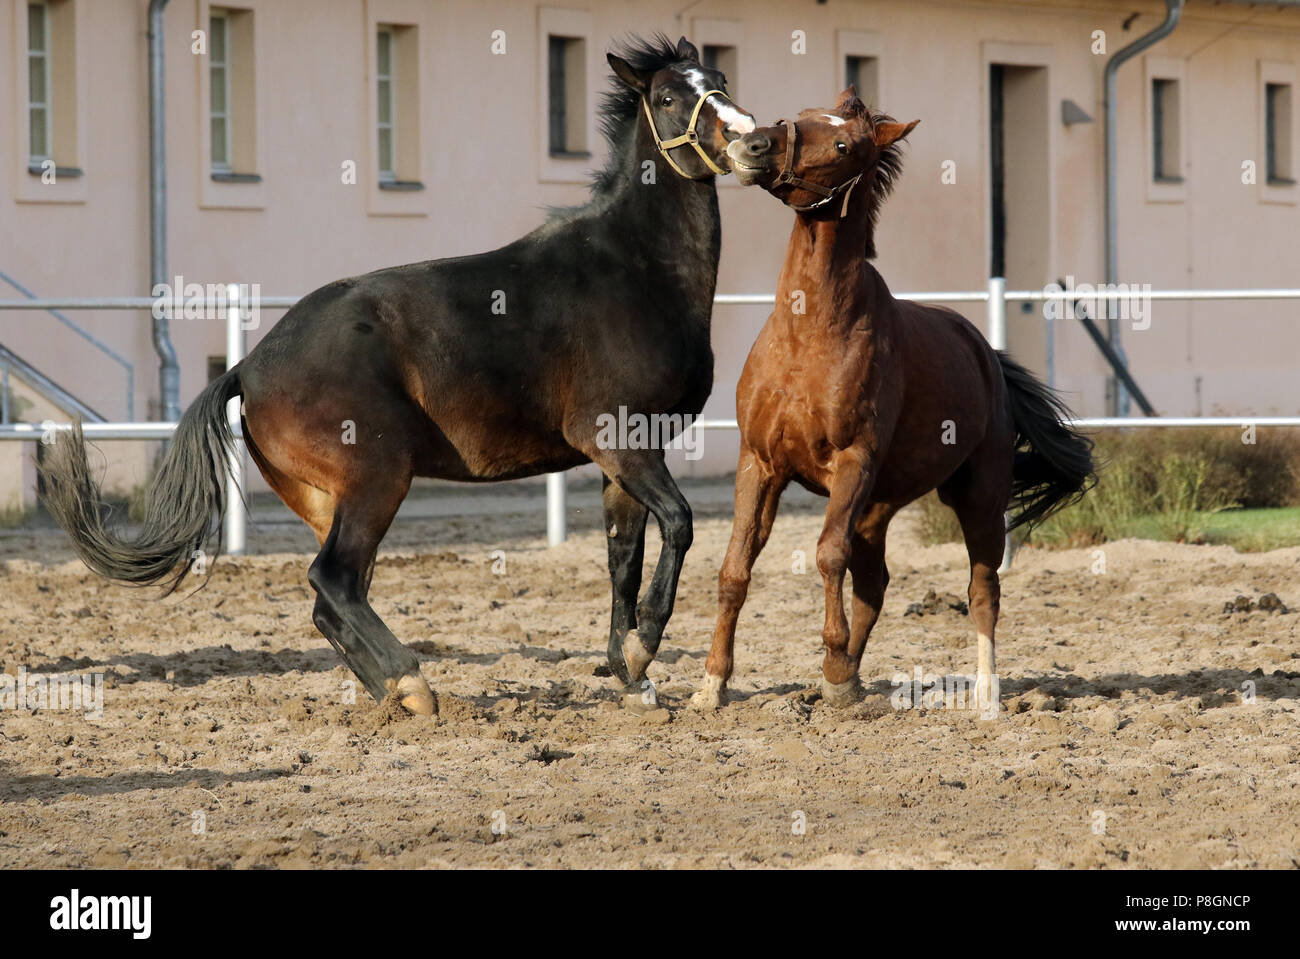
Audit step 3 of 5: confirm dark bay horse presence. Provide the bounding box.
[692,88,1094,715]
[40,35,755,716]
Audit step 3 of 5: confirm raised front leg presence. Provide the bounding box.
[589,449,692,706]
[601,474,649,685]
[840,504,897,688]
[817,449,879,707]
[691,449,785,710]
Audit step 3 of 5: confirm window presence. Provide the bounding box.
[209,13,230,172]
[24,0,80,178]
[205,7,258,184]
[1266,82,1294,186]
[836,30,883,112]
[1152,78,1182,183]
[702,43,738,95]
[536,8,593,183]
[377,28,395,180]
[28,3,51,164]
[845,55,878,107]
[547,35,587,156]
[372,24,420,189]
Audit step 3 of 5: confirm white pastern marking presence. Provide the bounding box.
[822,114,847,126]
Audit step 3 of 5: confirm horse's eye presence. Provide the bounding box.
[662,95,673,107]
[836,142,848,155]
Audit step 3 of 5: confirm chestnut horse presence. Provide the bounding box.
[692,89,1094,715]
[39,36,755,716]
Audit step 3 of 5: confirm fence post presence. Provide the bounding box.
[546,471,566,547]
[987,277,1014,573]
[986,276,1007,351]
[224,284,247,555]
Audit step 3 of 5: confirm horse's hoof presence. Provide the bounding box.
[393,673,437,717]
[622,678,658,714]
[690,673,728,711]
[622,629,654,681]
[821,677,865,709]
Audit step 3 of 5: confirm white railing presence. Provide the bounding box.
[3,280,1300,550]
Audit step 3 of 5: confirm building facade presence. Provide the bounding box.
[2,0,1298,507]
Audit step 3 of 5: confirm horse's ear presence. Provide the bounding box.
[676,36,700,62]
[608,53,651,92]
[835,85,869,119]
[874,119,919,147]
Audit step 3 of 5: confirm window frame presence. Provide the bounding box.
[835,30,884,108]
[701,42,738,99]
[536,6,594,184]
[689,16,743,189]
[13,0,87,202]
[1144,57,1186,204]
[363,4,428,215]
[195,1,265,208]
[1258,61,1298,206]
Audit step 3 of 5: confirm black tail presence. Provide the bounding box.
[998,353,1096,531]
[39,368,243,595]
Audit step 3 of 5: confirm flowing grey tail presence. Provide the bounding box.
[39,367,243,595]
[998,352,1097,531]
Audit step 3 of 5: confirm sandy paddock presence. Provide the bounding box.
[1,491,1298,869]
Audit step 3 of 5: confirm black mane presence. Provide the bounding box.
[591,33,685,194]
[546,33,688,221]
[868,109,907,203]
[862,108,908,258]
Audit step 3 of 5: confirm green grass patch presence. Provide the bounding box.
[1197,506,1300,552]
[916,427,1300,552]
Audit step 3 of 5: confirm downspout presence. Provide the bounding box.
[148,0,180,422]
[1103,0,1183,416]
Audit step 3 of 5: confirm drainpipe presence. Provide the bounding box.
[1103,0,1183,416]
[148,0,180,422]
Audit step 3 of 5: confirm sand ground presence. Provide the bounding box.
[1,485,1298,869]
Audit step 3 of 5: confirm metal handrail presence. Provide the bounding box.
[0,345,106,423]
[0,272,135,417]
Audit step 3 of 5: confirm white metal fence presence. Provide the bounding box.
[3,280,1300,550]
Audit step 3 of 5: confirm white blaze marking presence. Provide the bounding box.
[822,114,847,126]
[683,68,709,96]
[682,67,754,134]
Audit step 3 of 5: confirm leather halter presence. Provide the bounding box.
[772,118,863,216]
[642,88,736,179]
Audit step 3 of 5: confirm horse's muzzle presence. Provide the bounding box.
[726,137,777,186]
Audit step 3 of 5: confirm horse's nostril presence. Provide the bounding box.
[745,134,771,156]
